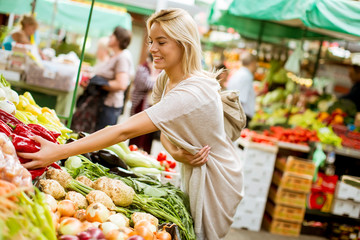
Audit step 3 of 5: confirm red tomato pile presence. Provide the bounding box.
[263,126,319,145]
[156,151,177,179]
[240,129,277,146]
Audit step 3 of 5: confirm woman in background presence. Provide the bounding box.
[129,53,160,153]
[3,15,39,50]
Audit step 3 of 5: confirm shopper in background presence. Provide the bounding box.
[129,53,160,153]
[19,9,244,239]
[341,64,360,111]
[227,52,257,127]
[94,26,132,131]
[93,37,112,74]
[71,26,132,133]
[215,63,229,91]
[2,15,39,51]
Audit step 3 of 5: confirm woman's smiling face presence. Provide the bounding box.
[148,22,183,72]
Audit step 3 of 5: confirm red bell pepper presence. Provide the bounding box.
[13,124,35,139]
[27,124,58,143]
[29,168,47,179]
[10,134,40,153]
[0,119,13,136]
[0,109,23,125]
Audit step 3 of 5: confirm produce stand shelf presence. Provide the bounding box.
[278,141,310,153]
[305,209,360,226]
[323,145,360,160]
[7,79,74,118]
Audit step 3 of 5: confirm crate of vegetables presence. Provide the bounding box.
[272,169,313,193]
[275,156,315,177]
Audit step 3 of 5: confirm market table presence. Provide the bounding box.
[5,77,74,118]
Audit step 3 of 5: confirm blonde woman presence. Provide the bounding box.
[19,8,243,239]
[3,15,39,50]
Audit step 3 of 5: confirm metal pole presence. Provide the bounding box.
[46,0,58,48]
[312,40,323,79]
[31,0,37,14]
[256,21,265,57]
[66,0,95,128]
[7,14,15,28]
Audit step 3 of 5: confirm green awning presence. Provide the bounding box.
[208,0,360,42]
[0,0,132,37]
[35,0,132,37]
[0,0,32,15]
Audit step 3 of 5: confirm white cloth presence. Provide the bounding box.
[227,67,255,118]
[145,72,243,240]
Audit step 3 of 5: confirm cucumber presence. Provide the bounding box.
[124,152,153,168]
[117,141,131,154]
[105,144,127,161]
[131,167,162,175]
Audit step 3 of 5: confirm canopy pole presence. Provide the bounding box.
[46,0,58,48]
[66,0,95,128]
[31,0,37,14]
[256,21,265,57]
[312,40,323,79]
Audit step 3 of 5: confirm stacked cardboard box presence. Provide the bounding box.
[332,177,360,219]
[232,139,278,231]
[264,156,315,237]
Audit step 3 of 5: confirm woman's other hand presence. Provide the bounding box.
[18,135,61,169]
[160,133,210,166]
[174,145,210,167]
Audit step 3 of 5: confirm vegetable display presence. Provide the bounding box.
[54,155,195,240]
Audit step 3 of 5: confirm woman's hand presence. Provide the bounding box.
[173,145,211,167]
[160,133,210,167]
[18,136,61,169]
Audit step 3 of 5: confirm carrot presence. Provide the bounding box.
[0,180,17,201]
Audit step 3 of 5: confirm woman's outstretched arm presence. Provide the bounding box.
[19,112,158,169]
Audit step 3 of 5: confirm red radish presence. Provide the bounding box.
[77,231,91,240]
[59,235,79,240]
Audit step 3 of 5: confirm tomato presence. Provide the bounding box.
[168,160,176,169]
[165,175,173,179]
[157,151,167,161]
[165,168,176,173]
[159,160,170,169]
[129,145,139,151]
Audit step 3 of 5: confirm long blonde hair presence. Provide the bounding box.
[146,8,216,79]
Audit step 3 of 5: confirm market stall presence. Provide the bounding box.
[0,74,191,239]
[208,0,360,238]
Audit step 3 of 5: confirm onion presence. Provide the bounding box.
[58,200,76,217]
[127,236,145,240]
[133,226,154,240]
[44,194,58,212]
[81,221,93,232]
[118,227,133,235]
[107,214,128,228]
[51,211,60,230]
[134,220,156,233]
[86,203,110,223]
[105,229,128,240]
[59,217,83,236]
[156,231,172,240]
[74,209,87,222]
[100,222,119,235]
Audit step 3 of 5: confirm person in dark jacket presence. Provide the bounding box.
[342,64,360,111]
